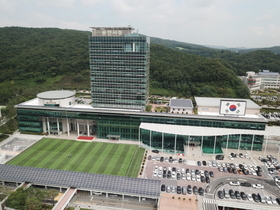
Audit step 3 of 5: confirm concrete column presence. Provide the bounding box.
[87,121,90,136]
[90,191,92,196]
[174,134,177,154]
[201,136,204,155]
[138,127,141,148]
[77,122,80,136]
[226,135,229,154]
[264,135,269,157]
[162,133,164,153]
[47,117,50,135]
[106,193,108,198]
[67,118,70,136]
[139,196,141,202]
[122,194,124,199]
[238,134,242,154]
[250,135,255,153]
[213,136,217,155]
[45,186,47,189]
[150,130,152,149]
[188,135,190,156]
[60,187,62,193]
[57,118,60,135]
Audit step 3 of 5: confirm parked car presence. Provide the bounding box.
[209,171,214,177]
[187,185,192,194]
[206,177,210,183]
[177,186,181,194]
[252,193,260,203]
[202,160,207,166]
[218,190,224,199]
[152,150,159,153]
[182,186,187,195]
[161,184,166,191]
[241,192,247,200]
[179,158,182,164]
[198,187,204,196]
[252,184,264,189]
[235,191,241,200]
[193,186,198,195]
[229,181,240,186]
[229,189,235,199]
[148,155,151,160]
[166,185,171,193]
[240,182,251,187]
[197,161,201,166]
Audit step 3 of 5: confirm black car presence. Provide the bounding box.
[206,177,210,183]
[167,171,171,179]
[197,161,201,166]
[160,157,164,162]
[201,176,205,183]
[252,193,260,203]
[179,158,182,164]
[256,170,262,176]
[152,150,159,153]
[169,156,173,163]
[204,170,209,177]
[195,169,200,175]
[235,191,241,200]
[198,187,204,196]
[163,172,167,179]
[209,171,214,177]
[232,168,237,174]
[187,185,192,194]
[177,173,181,180]
[223,167,227,172]
[229,189,235,199]
[216,155,224,160]
[161,184,166,191]
[228,167,232,173]
[242,169,249,175]
[240,182,251,187]
[240,192,247,200]
[193,186,198,195]
[218,190,224,199]
[257,166,262,172]
[186,168,190,173]
[202,160,207,166]
[239,164,244,169]
[172,167,176,172]
[276,198,280,205]
[177,186,181,194]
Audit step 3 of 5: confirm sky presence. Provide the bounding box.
[1,0,280,48]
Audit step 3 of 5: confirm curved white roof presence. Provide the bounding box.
[37,90,75,100]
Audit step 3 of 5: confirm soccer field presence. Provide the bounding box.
[7,138,145,177]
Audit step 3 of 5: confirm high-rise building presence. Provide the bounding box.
[89,26,150,110]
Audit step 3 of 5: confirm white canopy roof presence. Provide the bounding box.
[140,123,280,137]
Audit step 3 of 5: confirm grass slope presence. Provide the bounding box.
[7,138,144,177]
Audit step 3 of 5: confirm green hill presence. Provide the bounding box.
[0,26,251,107]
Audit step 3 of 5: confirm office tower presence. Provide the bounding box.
[89,26,150,110]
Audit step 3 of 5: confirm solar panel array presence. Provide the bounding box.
[0,165,160,197]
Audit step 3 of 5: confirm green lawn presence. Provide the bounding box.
[7,138,144,177]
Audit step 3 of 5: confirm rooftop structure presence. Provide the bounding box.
[169,98,193,114]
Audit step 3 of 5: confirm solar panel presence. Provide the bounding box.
[0,165,161,197]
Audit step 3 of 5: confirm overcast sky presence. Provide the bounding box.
[1,0,280,48]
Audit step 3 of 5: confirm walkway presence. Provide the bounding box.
[52,188,77,210]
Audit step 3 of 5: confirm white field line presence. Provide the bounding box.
[125,146,139,177]
[63,143,90,171]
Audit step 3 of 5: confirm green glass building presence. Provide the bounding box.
[89,27,150,110]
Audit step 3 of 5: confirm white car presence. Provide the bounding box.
[229,181,240,186]
[222,163,226,167]
[186,173,191,181]
[153,171,157,177]
[252,184,264,189]
[182,174,186,180]
[245,154,249,159]
[251,171,257,176]
[247,194,253,201]
[228,156,234,160]
[181,168,185,173]
[265,196,272,205]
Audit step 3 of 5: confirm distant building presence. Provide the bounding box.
[242,70,280,92]
[89,27,150,111]
[169,99,193,114]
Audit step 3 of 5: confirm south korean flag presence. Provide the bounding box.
[220,100,247,116]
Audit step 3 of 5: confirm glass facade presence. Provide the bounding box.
[89,33,150,110]
[17,108,265,153]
